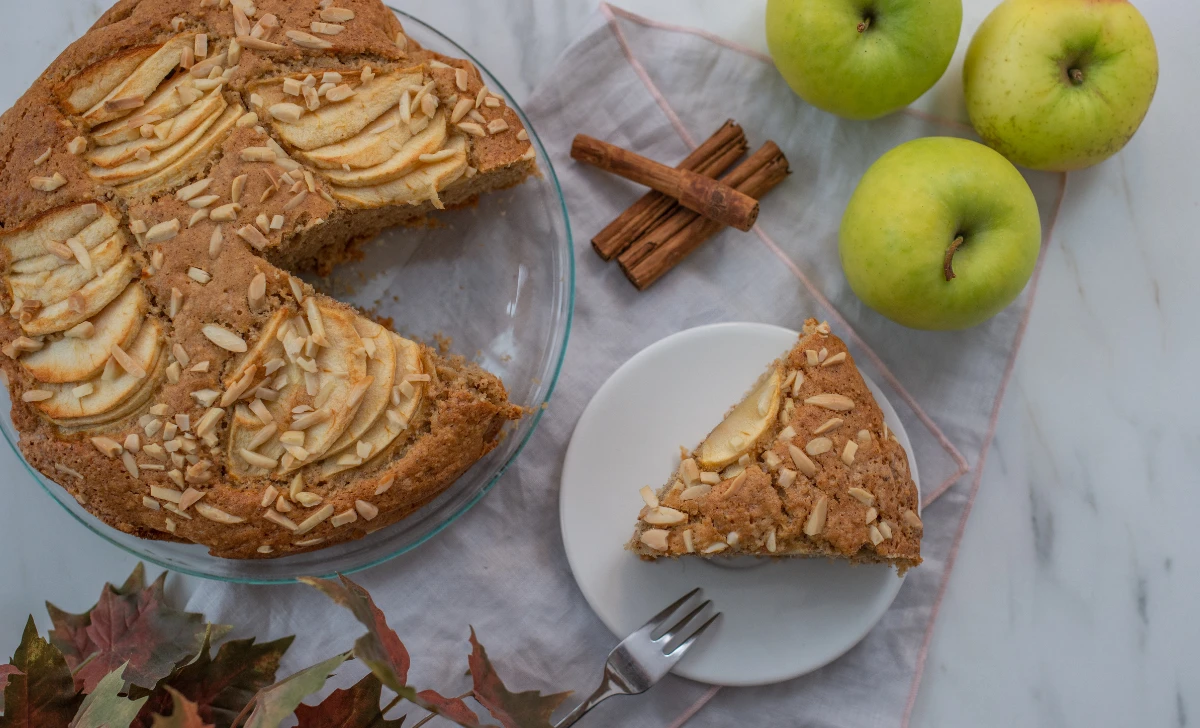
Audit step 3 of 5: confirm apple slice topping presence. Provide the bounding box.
[296,109,414,170]
[320,112,447,188]
[695,367,783,470]
[89,94,230,183]
[20,283,148,384]
[87,89,226,168]
[34,316,163,422]
[0,202,110,264]
[8,233,125,307]
[257,69,421,151]
[321,317,399,459]
[117,103,244,198]
[22,255,138,336]
[320,332,425,479]
[10,214,122,276]
[331,134,469,209]
[79,35,196,127]
[60,45,158,116]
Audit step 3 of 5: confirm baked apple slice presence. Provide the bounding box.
[321,316,399,459]
[35,316,162,422]
[321,112,447,188]
[22,256,137,336]
[258,69,419,150]
[20,283,148,384]
[695,366,782,470]
[7,232,125,306]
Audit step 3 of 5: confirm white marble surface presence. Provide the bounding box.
[1,1,1196,726]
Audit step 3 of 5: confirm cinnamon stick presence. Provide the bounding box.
[620,141,790,290]
[572,134,760,232]
[592,121,748,260]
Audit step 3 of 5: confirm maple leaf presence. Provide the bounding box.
[150,687,214,728]
[0,666,18,694]
[240,652,349,728]
[299,576,484,727]
[70,663,147,728]
[293,673,405,728]
[468,629,569,728]
[132,630,293,728]
[0,617,83,728]
[297,577,409,691]
[48,564,146,679]
[46,565,207,693]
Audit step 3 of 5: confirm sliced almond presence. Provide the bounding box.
[787,444,817,478]
[803,495,828,536]
[805,394,855,411]
[639,529,669,551]
[805,437,832,456]
[201,324,247,352]
[847,487,875,506]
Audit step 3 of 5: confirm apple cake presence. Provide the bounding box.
[0,0,539,558]
[627,320,923,573]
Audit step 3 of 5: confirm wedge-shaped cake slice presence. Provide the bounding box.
[627,319,923,573]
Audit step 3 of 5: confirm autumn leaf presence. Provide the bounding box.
[150,688,214,728]
[293,673,405,727]
[0,617,83,728]
[414,689,480,726]
[468,629,569,728]
[241,652,349,728]
[70,663,147,728]
[48,564,147,679]
[47,565,207,693]
[297,577,409,691]
[132,630,293,728]
[300,576,486,727]
[0,666,18,694]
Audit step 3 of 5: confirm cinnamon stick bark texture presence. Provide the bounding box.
[620,142,790,290]
[572,134,761,232]
[591,121,748,260]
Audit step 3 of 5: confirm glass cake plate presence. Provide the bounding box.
[0,9,574,584]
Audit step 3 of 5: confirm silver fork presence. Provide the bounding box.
[554,588,721,727]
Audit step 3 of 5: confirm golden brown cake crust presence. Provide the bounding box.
[628,320,924,572]
[0,0,532,559]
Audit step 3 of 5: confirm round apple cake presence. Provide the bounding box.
[0,0,537,558]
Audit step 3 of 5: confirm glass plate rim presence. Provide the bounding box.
[0,7,576,585]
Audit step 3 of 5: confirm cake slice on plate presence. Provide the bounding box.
[627,319,923,573]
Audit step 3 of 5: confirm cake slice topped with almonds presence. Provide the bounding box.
[627,320,923,573]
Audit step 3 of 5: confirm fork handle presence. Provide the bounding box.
[554,672,627,728]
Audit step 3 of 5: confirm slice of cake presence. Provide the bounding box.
[627,320,923,573]
[0,0,535,558]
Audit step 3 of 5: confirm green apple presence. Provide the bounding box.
[839,137,1041,330]
[765,0,963,120]
[964,0,1158,171]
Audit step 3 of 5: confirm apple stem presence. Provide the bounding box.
[943,235,964,281]
[857,17,871,33]
[1069,68,1084,85]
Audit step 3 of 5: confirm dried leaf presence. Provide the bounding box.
[132,631,293,728]
[48,564,147,682]
[297,576,409,691]
[414,689,479,726]
[0,617,83,728]
[242,652,349,728]
[0,666,18,694]
[47,566,207,692]
[70,663,148,728]
[301,576,484,728]
[293,673,404,727]
[150,688,214,728]
[468,629,569,728]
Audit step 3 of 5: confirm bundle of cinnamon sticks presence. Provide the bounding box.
[571,121,789,290]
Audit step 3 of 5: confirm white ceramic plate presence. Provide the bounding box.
[559,322,919,686]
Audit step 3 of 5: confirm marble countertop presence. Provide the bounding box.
[1,1,1194,726]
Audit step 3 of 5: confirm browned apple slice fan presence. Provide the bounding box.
[254,66,470,209]
[0,8,535,559]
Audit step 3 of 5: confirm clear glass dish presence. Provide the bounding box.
[0,8,574,584]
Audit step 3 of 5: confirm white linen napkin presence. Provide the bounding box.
[187,7,1066,726]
